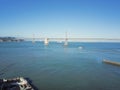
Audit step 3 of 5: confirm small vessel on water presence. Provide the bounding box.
[0,77,34,90]
[78,46,84,49]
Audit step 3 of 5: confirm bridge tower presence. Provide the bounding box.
[64,32,68,46]
[44,38,49,45]
[32,34,35,43]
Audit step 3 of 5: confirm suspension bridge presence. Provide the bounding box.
[21,37,120,45]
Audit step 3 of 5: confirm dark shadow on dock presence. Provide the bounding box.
[25,77,39,90]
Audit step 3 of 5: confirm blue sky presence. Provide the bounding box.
[0,0,120,38]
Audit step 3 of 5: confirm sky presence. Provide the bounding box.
[0,0,120,38]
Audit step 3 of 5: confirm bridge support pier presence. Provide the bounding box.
[44,38,49,45]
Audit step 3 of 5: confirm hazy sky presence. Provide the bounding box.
[0,0,120,38]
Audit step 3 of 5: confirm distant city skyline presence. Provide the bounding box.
[0,0,120,38]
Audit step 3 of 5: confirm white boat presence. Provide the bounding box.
[78,46,83,49]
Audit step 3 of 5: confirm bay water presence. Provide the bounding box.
[0,42,120,90]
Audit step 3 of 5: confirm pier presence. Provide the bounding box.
[103,59,120,67]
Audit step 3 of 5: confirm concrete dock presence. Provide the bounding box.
[103,59,120,67]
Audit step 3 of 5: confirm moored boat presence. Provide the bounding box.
[0,77,34,90]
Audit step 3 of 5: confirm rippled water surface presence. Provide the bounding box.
[0,42,120,90]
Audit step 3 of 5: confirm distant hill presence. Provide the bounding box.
[0,37,24,42]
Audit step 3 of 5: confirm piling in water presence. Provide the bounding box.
[103,59,120,67]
